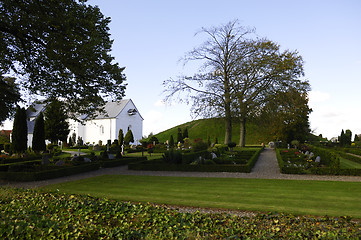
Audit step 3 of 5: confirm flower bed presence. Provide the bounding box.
[128,147,263,173]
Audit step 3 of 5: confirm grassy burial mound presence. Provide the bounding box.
[154,118,273,145]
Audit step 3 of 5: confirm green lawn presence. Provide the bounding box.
[43,175,361,218]
[340,156,361,169]
[125,152,164,160]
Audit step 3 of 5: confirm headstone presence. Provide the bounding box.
[84,158,91,163]
[108,153,115,160]
[268,142,275,148]
[55,159,64,166]
[315,156,321,163]
[42,154,50,166]
[93,144,100,151]
[305,151,309,155]
[309,152,314,159]
[211,152,217,159]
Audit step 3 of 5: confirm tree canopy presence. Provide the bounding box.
[163,20,310,146]
[0,0,126,119]
[11,106,27,153]
[32,111,46,152]
[0,76,20,123]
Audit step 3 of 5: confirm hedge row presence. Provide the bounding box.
[276,148,361,176]
[128,148,263,173]
[100,156,147,168]
[0,163,100,182]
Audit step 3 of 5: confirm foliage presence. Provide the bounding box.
[192,138,208,152]
[11,106,27,153]
[0,76,20,123]
[339,129,352,146]
[259,88,312,143]
[32,112,46,152]
[148,135,159,145]
[0,0,126,119]
[44,99,70,144]
[124,129,134,145]
[163,149,182,164]
[177,127,183,143]
[1,189,360,239]
[182,127,188,139]
[169,135,174,148]
[118,128,124,146]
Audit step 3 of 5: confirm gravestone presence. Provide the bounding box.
[211,152,217,159]
[55,159,64,166]
[315,156,321,163]
[42,154,50,166]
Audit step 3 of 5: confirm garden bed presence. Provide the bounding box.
[276,146,361,176]
[128,147,263,172]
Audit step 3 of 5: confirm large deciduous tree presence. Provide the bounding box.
[231,39,309,146]
[259,88,312,144]
[163,20,255,144]
[0,0,126,119]
[163,20,310,146]
[0,76,20,123]
[44,99,70,144]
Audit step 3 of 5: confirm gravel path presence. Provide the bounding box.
[2,148,361,189]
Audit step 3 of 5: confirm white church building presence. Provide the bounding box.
[26,99,143,147]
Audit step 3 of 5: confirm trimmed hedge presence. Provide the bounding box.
[128,147,263,173]
[100,156,147,168]
[0,163,100,182]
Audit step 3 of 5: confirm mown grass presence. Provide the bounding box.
[43,175,361,218]
[125,152,164,160]
[340,156,361,169]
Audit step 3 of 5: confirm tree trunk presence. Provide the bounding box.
[224,96,232,144]
[239,117,246,147]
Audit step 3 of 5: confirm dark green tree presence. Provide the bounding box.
[44,99,69,144]
[345,129,352,146]
[183,127,189,139]
[354,134,360,142]
[32,112,46,152]
[124,129,134,145]
[169,135,174,148]
[177,128,183,144]
[118,129,124,146]
[0,0,126,120]
[11,106,27,153]
[339,129,345,146]
[0,76,21,123]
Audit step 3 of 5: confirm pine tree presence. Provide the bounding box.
[32,112,46,152]
[124,130,134,145]
[12,106,27,153]
[354,134,360,142]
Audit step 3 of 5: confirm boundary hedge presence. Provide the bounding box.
[128,147,263,173]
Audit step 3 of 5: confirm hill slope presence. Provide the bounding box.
[154,118,274,145]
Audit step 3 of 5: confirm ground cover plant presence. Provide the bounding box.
[43,175,361,218]
[1,188,360,239]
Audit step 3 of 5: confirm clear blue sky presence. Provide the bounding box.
[2,0,360,140]
[88,0,361,139]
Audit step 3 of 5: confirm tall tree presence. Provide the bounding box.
[44,99,69,144]
[177,128,183,143]
[164,20,255,144]
[32,111,46,152]
[0,0,126,119]
[0,76,20,123]
[11,106,27,153]
[259,88,312,143]
[230,39,308,146]
[118,128,124,146]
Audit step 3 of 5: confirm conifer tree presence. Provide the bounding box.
[169,135,174,148]
[12,106,27,153]
[177,128,183,143]
[124,130,134,145]
[44,99,69,144]
[32,112,46,152]
[118,129,124,146]
[183,127,189,139]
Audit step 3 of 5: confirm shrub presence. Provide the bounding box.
[163,149,182,164]
[192,138,208,152]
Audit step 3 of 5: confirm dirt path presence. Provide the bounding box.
[2,148,361,189]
